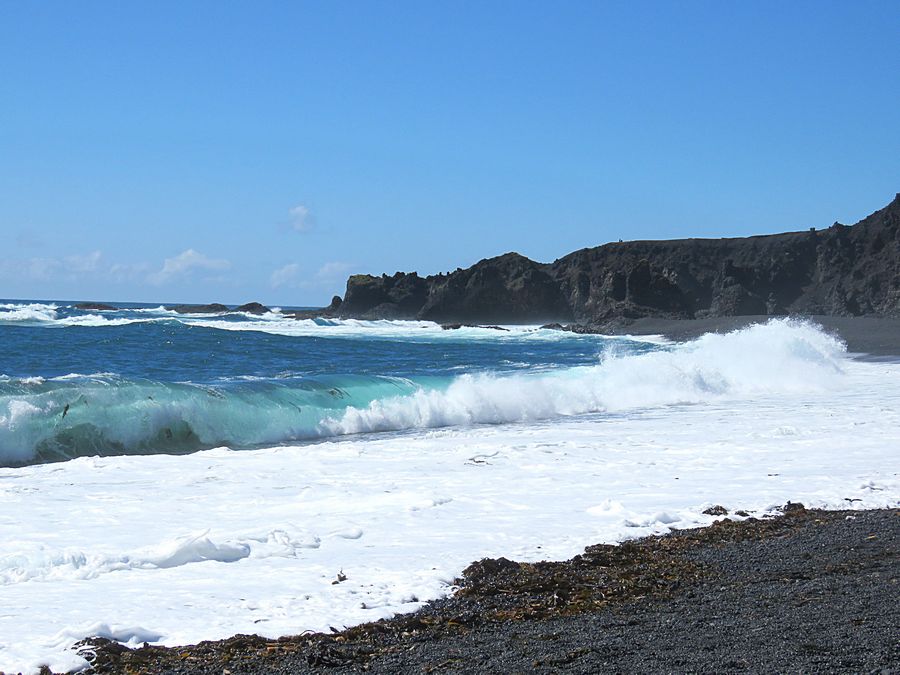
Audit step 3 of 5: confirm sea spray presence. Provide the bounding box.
[322,319,845,435]
[0,319,845,465]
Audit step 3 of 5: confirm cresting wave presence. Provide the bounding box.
[0,320,846,466]
[0,374,427,466]
[0,302,60,322]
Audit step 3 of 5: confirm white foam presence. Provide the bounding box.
[178,317,603,341]
[56,315,151,327]
[0,303,59,322]
[0,302,665,348]
[322,319,845,435]
[0,321,898,673]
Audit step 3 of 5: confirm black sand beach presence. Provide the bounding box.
[76,506,899,674]
[50,316,900,675]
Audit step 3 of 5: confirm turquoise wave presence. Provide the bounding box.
[0,373,445,466]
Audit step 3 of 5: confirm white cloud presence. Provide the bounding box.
[148,249,231,285]
[289,204,314,232]
[109,262,153,283]
[269,261,353,290]
[315,261,354,281]
[64,250,102,274]
[0,251,103,281]
[25,257,60,281]
[270,263,300,288]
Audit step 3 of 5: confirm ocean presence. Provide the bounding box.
[1,300,898,673]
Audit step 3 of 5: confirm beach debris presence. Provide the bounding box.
[74,507,891,673]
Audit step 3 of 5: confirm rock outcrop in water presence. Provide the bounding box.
[74,303,119,311]
[328,194,900,324]
[166,303,270,315]
[234,302,270,314]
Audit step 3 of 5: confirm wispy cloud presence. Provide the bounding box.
[289,204,315,233]
[0,250,103,281]
[148,249,231,285]
[24,257,60,281]
[269,261,354,290]
[0,248,234,291]
[315,261,354,282]
[64,250,102,274]
[270,263,300,288]
[109,261,153,283]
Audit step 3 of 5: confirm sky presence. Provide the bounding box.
[1,1,898,306]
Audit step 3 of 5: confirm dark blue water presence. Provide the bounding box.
[0,300,660,466]
[2,301,623,381]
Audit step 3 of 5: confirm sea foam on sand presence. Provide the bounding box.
[1,321,898,673]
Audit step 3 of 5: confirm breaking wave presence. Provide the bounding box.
[0,319,846,466]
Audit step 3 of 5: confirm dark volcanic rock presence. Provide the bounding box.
[339,272,430,319]
[234,302,269,314]
[419,253,574,324]
[340,253,574,324]
[74,302,118,311]
[332,195,900,323]
[282,296,342,321]
[167,303,230,314]
[441,323,509,331]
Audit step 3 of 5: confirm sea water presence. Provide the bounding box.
[1,301,898,672]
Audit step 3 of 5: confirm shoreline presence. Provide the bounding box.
[4,308,897,673]
[76,504,899,674]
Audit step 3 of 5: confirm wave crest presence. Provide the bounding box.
[0,319,846,466]
[323,319,845,435]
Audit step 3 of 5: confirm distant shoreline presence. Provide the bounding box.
[54,299,900,357]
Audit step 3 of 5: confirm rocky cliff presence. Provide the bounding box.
[333,194,900,323]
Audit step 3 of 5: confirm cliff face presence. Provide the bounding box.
[336,194,900,323]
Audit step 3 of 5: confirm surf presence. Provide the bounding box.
[0,319,846,466]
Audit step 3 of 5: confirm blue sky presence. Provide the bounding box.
[1,1,898,306]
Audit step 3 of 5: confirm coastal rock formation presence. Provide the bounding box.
[330,194,900,323]
[167,303,229,314]
[234,302,269,314]
[167,303,270,315]
[338,272,429,319]
[552,194,900,322]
